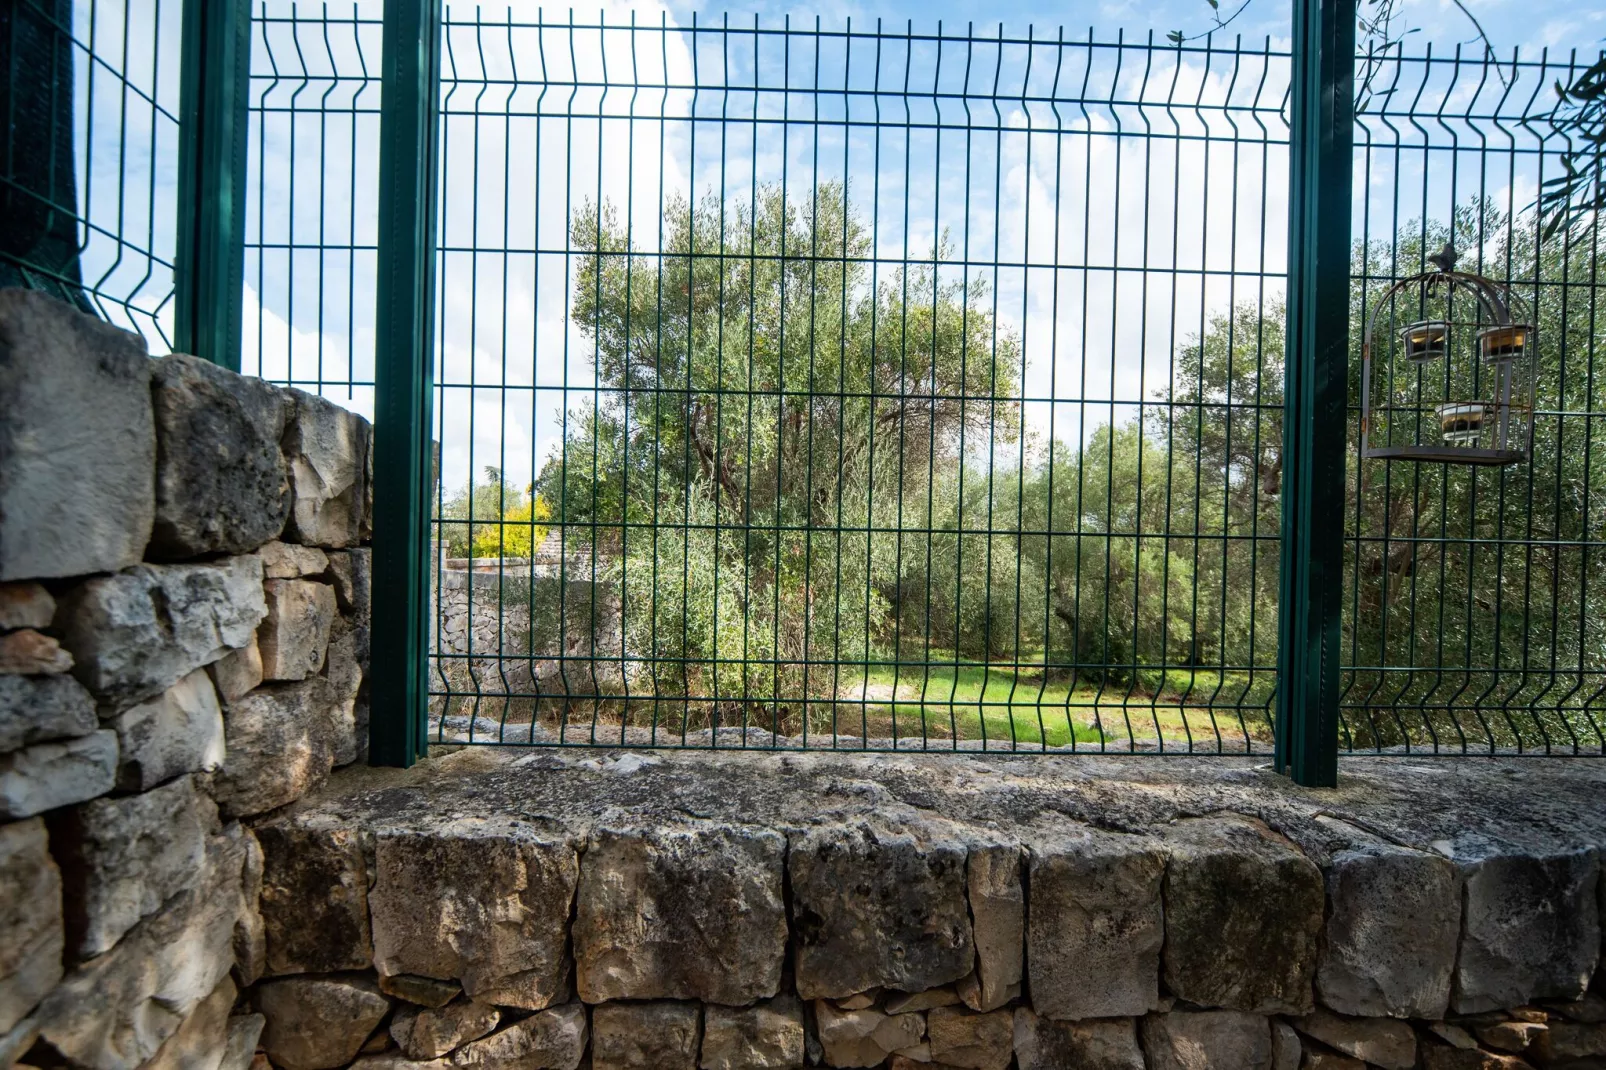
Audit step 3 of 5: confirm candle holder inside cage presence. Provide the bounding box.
[1360,249,1535,467]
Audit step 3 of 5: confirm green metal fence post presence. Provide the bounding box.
[369,0,442,767]
[1277,0,1356,786]
[174,0,250,369]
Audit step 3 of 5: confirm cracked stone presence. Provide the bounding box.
[959,842,1022,1013]
[449,1003,587,1070]
[1292,1010,1416,1070]
[391,1000,500,1060]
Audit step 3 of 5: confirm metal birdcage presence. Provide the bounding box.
[1360,245,1536,466]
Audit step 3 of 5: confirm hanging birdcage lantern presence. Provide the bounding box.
[1360,244,1535,466]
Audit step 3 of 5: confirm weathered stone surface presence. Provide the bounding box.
[0,288,154,581]
[885,988,960,1014]
[209,634,263,702]
[260,540,330,579]
[323,617,363,767]
[222,1015,266,1070]
[37,826,249,1070]
[1012,1010,1144,1070]
[0,582,53,630]
[0,628,72,673]
[257,814,373,975]
[107,668,225,791]
[1475,1020,1545,1052]
[700,996,804,1070]
[380,975,462,1008]
[1027,827,1165,1020]
[1293,1010,1415,1070]
[258,975,390,1070]
[1452,848,1600,1012]
[215,676,339,817]
[1162,816,1324,1015]
[370,817,579,1010]
[452,1003,587,1070]
[790,822,973,999]
[391,1000,499,1060]
[1316,838,1459,1019]
[1545,991,1606,1022]
[958,842,1022,1013]
[1272,1020,1302,1070]
[1427,1022,1479,1049]
[0,672,96,751]
[1302,1051,1364,1070]
[1533,1021,1606,1062]
[258,578,336,682]
[51,774,207,959]
[813,1002,924,1067]
[926,1006,1011,1070]
[235,829,266,987]
[58,556,266,706]
[145,975,237,1070]
[1141,1011,1273,1070]
[149,353,292,558]
[284,390,369,549]
[0,729,117,819]
[575,822,787,1004]
[326,548,371,618]
[0,817,62,1035]
[591,1002,699,1070]
[1420,1046,1534,1070]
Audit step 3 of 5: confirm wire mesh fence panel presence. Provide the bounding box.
[1342,44,1606,755]
[2,0,182,349]
[426,15,1292,752]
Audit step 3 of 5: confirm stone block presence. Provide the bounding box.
[323,617,363,767]
[0,628,72,673]
[1293,1010,1415,1070]
[0,288,154,581]
[0,582,54,630]
[258,975,391,1070]
[326,548,371,618]
[149,353,292,558]
[0,672,96,752]
[370,817,579,1010]
[380,975,462,1008]
[222,1015,266,1070]
[1317,840,1459,1019]
[926,1006,1011,1070]
[813,1002,925,1067]
[214,676,339,817]
[1140,1010,1273,1070]
[885,989,960,1014]
[37,825,249,1070]
[258,578,336,682]
[391,1000,500,1060]
[574,822,787,1004]
[790,821,973,999]
[284,390,369,549]
[0,729,117,819]
[107,668,225,792]
[451,1003,587,1070]
[1011,1010,1144,1070]
[1533,1021,1606,1062]
[1027,826,1165,1020]
[700,996,805,1070]
[1161,816,1324,1015]
[1302,1051,1364,1070]
[959,842,1022,1013]
[0,817,62,1035]
[1420,1046,1535,1070]
[1272,1020,1302,1070]
[592,1002,700,1070]
[260,540,330,579]
[1453,847,1600,1012]
[58,555,266,707]
[257,814,373,975]
[235,828,266,987]
[209,634,263,702]
[145,975,237,1070]
[51,774,208,959]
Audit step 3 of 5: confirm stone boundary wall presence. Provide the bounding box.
[0,289,373,1069]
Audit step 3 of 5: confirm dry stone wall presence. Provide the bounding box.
[0,289,372,1070]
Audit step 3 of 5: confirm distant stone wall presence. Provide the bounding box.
[0,289,372,1069]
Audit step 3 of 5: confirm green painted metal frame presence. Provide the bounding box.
[174,0,250,370]
[1277,0,1356,786]
[369,0,444,768]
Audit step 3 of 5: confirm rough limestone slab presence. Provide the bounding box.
[323,617,363,767]
[0,672,97,752]
[258,578,336,682]
[390,1000,499,1060]
[451,1004,587,1070]
[1452,847,1600,1012]
[1027,826,1165,1019]
[0,288,154,581]
[790,821,973,999]
[0,628,72,673]
[107,668,225,792]
[259,540,330,579]
[144,975,237,1070]
[959,841,1023,1013]
[209,634,263,702]
[1141,1010,1273,1070]
[258,975,390,1070]
[1294,1009,1416,1069]
[215,676,339,817]
[1012,1010,1144,1070]
[284,389,369,549]
[370,816,579,1010]
[700,996,805,1070]
[1316,831,1460,1019]
[813,1002,924,1067]
[927,1006,1012,1070]
[0,582,54,630]
[0,817,63,1035]
[51,774,208,959]
[1161,816,1324,1015]
[574,822,787,1004]
[58,555,266,707]
[592,1001,700,1070]
[148,353,292,558]
[0,729,117,819]
[256,814,373,975]
[326,548,371,618]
